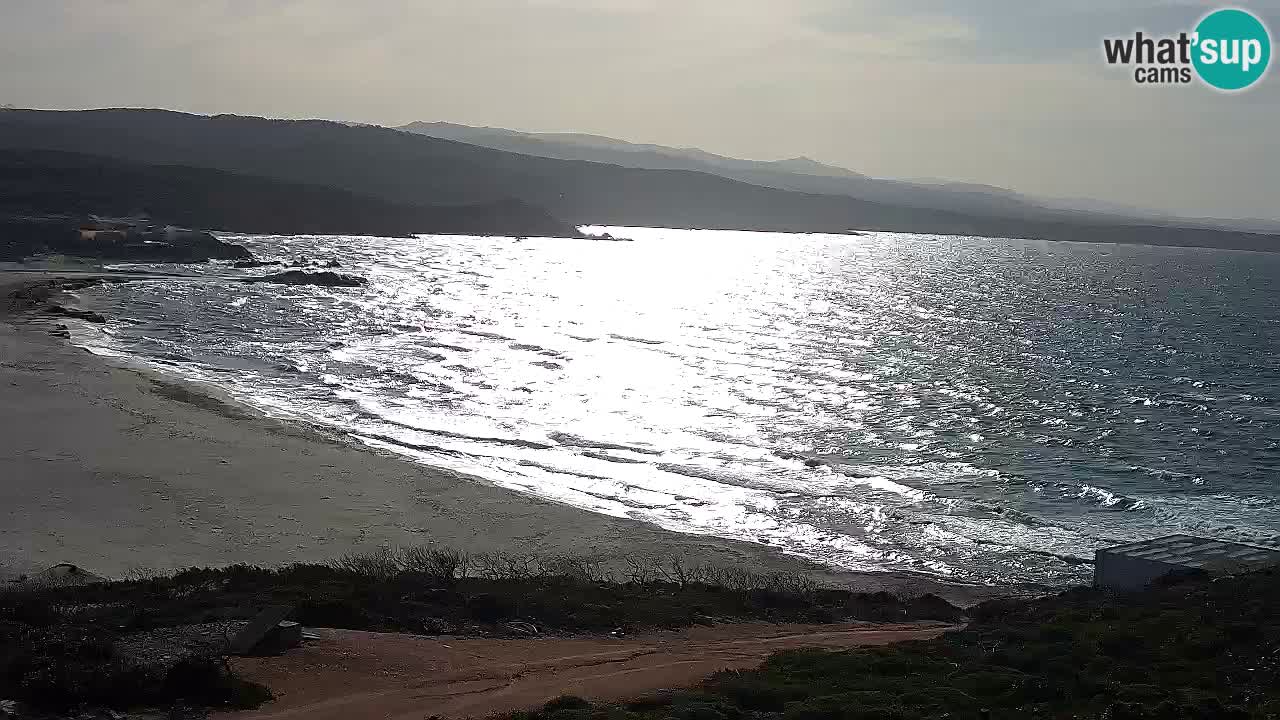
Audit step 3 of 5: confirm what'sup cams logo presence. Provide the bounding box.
[1103,7,1271,90]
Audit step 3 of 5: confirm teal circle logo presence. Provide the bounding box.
[1192,8,1271,90]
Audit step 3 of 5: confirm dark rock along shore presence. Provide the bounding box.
[0,215,252,264]
[241,270,367,287]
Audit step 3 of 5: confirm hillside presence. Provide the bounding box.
[405,122,867,179]
[399,120,1055,218]
[0,148,576,238]
[0,109,1276,252]
[401,121,1280,234]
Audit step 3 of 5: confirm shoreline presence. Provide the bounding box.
[0,271,1022,605]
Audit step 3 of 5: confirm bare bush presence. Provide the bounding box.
[318,545,824,596]
[764,572,819,595]
[622,554,662,585]
[400,546,470,585]
[332,547,403,580]
[473,551,541,580]
[696,565,771,592]
[121,566,164,583]
[535,554,608,583]
[656,554,703,589]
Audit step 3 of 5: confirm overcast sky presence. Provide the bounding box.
[2,1,1277,219]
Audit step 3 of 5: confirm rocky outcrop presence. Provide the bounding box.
[117,229,253,263]
[1,277,125,319]
[47,304,106,323]
[241,270,367,287]
[233,259,284,269]
[0,216,253,263]
[1,277,124,326]
[292,257,342,268]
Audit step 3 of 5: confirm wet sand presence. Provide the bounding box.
[227,623,954,720]
[0,271,1000,603]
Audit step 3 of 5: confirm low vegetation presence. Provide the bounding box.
[10,548,1275,718]
[0,623,270,713]
[510,567,1280,720]
[0,547,960,713]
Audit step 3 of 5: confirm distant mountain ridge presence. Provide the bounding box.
[0,108,1275,252]
[404,123,828,172]
[397,121,1083,219]
[398,120,1280,233]
[494,126,868,179]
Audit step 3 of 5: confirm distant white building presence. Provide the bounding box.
[79,215,170,243]
[1095,535,1280,591]
[78,222,127,243]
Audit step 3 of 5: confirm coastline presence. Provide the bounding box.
[0,271,1017,605]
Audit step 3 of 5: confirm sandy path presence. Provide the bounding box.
[227,623,952,720]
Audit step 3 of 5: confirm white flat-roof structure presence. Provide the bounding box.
[1095,535,1280,592]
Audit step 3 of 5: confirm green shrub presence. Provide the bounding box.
[0,627,269,711]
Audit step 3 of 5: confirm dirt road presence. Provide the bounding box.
[227,623,952,720]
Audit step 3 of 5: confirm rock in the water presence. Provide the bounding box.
[242,270,367,287]
[233,259,284,269]
[112,229,254,263]
[290,257,342,269]
[47,304,106,323]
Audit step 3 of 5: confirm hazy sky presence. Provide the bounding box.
[2,0,1277,219]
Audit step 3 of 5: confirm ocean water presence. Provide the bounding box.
[71,227,1280,587]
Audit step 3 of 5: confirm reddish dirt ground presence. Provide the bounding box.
[225,622,952,720]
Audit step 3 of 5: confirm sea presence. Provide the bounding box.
[67,226,1280,587]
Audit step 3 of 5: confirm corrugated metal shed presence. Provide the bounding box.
[1095,534,1280,591]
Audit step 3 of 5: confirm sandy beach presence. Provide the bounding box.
[0,271,997,602]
